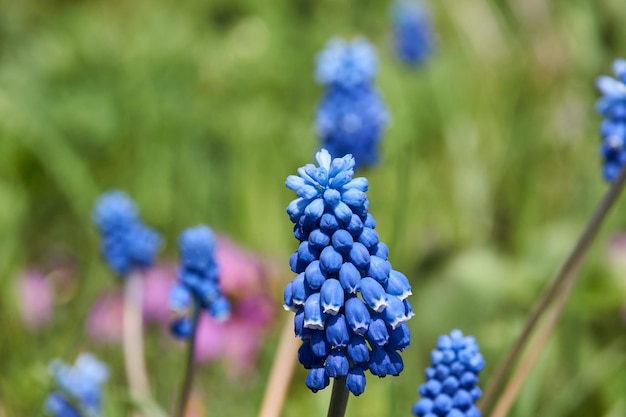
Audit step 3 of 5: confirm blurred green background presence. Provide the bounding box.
[1,0,626,416]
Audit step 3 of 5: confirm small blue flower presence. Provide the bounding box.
[93,190,161,276]
[596,59,626,182]
[169,226,230,339]
[45,353,109,417]
[285,149,413,395]
[392,0,435,67]
[413,330,484,417]
[315,38,378,89]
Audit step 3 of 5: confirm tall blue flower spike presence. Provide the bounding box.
[45,353,109,417]
[597,58,626,182]
[169,225,230,339]
[93,190,161,276]
[315,38,389,170]
[285,149,413,395]
[412,330,485,417]
[391,0,435,67]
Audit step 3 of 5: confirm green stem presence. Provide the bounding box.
[327,378,350,417]
[480,165,626,415]
[175,300,201,417]
[123,270,151,408]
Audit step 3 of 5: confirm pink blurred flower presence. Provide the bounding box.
[142,264,176,325]
[606,233,626,270]
[215,236,267,297]
[191,237,278,378]
[86,264,176,344]
[86,290,124,344]
[17,269,54,330]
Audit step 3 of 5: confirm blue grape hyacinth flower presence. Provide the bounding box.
[596,58,626,181]
[315,38,389,170]
[170,225,230,339]
[412,330,485,417]
[284,149,413,396]
[392,0,435,67]
[93,190,161,276]
[316,83,389,169]
[45,353,109,417]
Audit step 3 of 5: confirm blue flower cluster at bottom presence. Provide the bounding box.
[45,353,109,417]
[413,330,484,417]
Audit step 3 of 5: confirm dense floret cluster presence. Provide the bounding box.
[284,149,413,395]
[315,38,388,169]
[412,330,485,417]
[93,190,161,276]
[45,353,109,417]
[392,0,434,67]
[597,58,626,181]
[170,226,230,339]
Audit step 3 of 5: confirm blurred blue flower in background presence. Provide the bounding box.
[316,84,389,169]
[412,329,484,417]
[315,38,378,89]
[391,0,435,67]
[45,353,109,417]
[315,38,388,170]
[170,225,230,339]
[93,190,161,276]
[596,58,626,181]
[284,149,413,395]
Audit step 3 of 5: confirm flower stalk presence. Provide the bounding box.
[123,270,151,408]
[480,164,626,415]
[258,316,300,417]
[175,300,200,417]
[490,277,576,417]
[327,378,350,417]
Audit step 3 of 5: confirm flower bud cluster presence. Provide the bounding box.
[45,353,109,417]
[93,190,161,276]
[315,38,388,169]
[412,330,485,417]
[596,59,626,181]
[391,0,434,67]
[170,226,230,339]
[284,149,413,395]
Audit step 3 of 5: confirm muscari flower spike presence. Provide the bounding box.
[44,353,109,417]
[315,38,389,170]
[391,0,435,67]
[412,329,485,417]
[284,149,413,396]
[93,190,161,276]
[170,225,230,339]
[596,58,626,182]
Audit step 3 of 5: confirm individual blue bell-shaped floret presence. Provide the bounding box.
[315,38,378,89]
[391,0,435,67]
[413,330,484,417]
[316,81,389,170]
[285,149,413,395]
[45,353,109,417]
[169,226,230,339]
[93,190,161,276]
[596,58,626,181]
